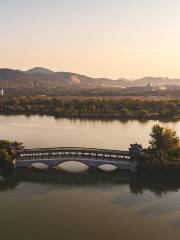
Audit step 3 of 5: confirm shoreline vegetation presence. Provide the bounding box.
[137,125,180,177]
[0,96,180,121]
[0,141,24,171]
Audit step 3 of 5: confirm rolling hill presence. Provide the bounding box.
[0,68,180,90]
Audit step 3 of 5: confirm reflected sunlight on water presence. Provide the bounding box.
[99,164,117,172]
[30,163,49,170]
[56,161,89,173]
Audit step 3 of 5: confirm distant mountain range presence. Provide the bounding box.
[0,67,180,89]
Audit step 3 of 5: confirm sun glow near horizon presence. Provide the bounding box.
[1,0,180,79]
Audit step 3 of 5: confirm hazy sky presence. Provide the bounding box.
[1,0,180,79]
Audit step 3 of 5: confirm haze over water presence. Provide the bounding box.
[2,0,180,79]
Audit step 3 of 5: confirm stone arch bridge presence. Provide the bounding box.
[15,147,138,171]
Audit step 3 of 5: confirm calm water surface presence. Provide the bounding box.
[1,115,180,240]
[0,115,180,149]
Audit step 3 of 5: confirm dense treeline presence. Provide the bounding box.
[0,96,180,120]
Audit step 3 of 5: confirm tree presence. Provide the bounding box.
[140,109,149,118]
[0,140,11,150]
[0,149,9,167]
[149,124,179,152]
[0,140,24,169]
[120,108,130,116]
[0,150,9,161]
[25,105,32,111]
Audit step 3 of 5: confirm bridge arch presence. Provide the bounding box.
[98,164,118,172]
[29,162,50,170]
[56,161,89,173]
[15,147,133,171]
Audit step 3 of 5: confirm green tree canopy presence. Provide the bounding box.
[0,140,11,150]
[149,124,180,152]
[0,150,9,161]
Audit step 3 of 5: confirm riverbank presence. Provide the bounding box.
[1,113,180,122]
[1,96,180,121]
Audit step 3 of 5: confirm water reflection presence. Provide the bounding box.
[0,172,18,192]
[30,161,118,173]
[56,161,89,173]
[1,170,180,197]
[99,164,117,172]
[138,198,180,216]
[30,163,49,170]
[129,178,180,196]
[1,170,180,240]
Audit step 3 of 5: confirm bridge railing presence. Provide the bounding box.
[18,147,129,154]
[16,147,131,161]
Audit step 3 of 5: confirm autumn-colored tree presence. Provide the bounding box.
[149,124,179,152]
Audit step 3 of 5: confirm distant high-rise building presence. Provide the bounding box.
[0,89,4,96]
[5,80,8,90]
[147,83,151,89]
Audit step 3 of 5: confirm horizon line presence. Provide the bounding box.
[1,66,180,81]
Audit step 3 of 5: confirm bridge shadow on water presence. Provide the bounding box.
[1,169,180,196]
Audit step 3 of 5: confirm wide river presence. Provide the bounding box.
[1,115,180,240]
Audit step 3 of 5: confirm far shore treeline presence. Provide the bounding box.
[0,96,180,120]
